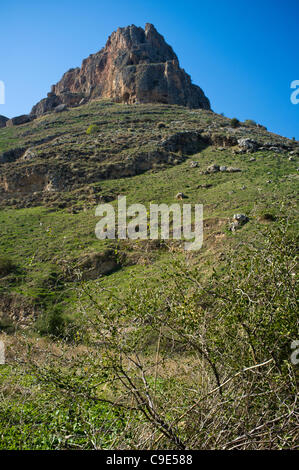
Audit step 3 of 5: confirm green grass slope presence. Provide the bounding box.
[0,101,298,449]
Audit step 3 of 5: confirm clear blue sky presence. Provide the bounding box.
[1,0,298,139]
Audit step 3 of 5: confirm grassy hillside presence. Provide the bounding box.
[0,101,298,449]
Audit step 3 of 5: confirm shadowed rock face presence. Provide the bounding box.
[31,23,210,116]
[0,115,8,128]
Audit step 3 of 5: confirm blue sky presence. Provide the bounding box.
[1,0,298,138]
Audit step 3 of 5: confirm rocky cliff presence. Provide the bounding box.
[31,23,210,116]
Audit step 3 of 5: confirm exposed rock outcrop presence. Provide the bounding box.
[31,23,210,116]
[0,115,8,128]
[6,115,33,127]
[230,214,249,232]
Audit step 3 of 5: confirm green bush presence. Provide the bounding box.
[35,306,68,339]
[86,124,100,135]
[244,119,256,126]
[28,221,298,449]
[0,256,16,277]
[230,117,240,128]
[0,315,15,333]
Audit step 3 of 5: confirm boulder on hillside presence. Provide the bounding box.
[54,104,68,113]
[207,163,220,173]
[238,138,259,152]
[175,192,187,200]
[230,213,249,232]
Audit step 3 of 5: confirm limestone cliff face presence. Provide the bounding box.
[31,23,210,116]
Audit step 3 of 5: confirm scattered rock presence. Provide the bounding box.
[54,104,68,113]
[190,161,199,168]
[207,164,220,173]
[22,148,36,161]
[30,23,210,116]
[175,192,187,200]
[226,167,242,173]
[79,97,88,106]
[76,250,120,280]
[230,213,249,231]
[157,122,166,129]
[249,157,256,162]
[237,138,259,152]
[219,165,227,172]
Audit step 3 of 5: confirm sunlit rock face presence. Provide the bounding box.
[31,23,210,116]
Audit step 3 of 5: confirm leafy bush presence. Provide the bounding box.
[230,117,240,128]
[86,124,100,135]
[35,306,68,339]
[26,220,298,449]
[0,315,15,333]
[0,256,16,277]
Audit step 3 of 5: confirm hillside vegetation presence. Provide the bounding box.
[0,100,298,449]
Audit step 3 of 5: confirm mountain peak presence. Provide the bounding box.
[31,24,210,116]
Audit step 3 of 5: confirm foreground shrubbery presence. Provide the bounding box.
[0,221,298,449]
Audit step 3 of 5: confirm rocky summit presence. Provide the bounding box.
[30,23,210,117]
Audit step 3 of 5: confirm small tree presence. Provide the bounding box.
[230,117,240,128]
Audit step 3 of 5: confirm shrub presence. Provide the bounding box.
[244,119,256,126]
[35,306,68,339]
[86,124,100,135]
[0,256,16,277]
[0,315,15,333]
[230,117,240,128]
[29,221,298,449]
